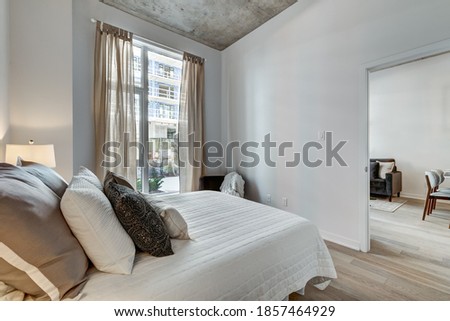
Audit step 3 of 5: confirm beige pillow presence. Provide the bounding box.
[160,206,191,240]
[60,176,136,274]
[144,196,190,240]
[378,161,395,179]
[0,163,88,300]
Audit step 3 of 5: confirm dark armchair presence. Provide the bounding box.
[370,158,402,202]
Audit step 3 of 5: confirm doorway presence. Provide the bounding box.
[359,39,450,252]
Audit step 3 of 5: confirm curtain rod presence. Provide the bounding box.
[91,18,206,61]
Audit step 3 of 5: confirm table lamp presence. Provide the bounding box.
[5,140,56,168]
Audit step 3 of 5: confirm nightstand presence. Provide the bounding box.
[199,175,225,191]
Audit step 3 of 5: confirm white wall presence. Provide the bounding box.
[370,52,450,199]
[73,0,223,176]
[222,0,450,249]
[0,0,9,161]
[9,0,73,180]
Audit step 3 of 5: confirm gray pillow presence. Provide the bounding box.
[17,158,68,198]
[0,163,88,300]
[105,182,173,257]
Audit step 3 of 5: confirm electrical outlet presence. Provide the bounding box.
[266,194,272,204]
[282,197,288,207]
[318,130,325,141]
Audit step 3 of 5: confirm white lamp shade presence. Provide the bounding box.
[5,144,56,168]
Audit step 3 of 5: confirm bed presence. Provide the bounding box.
[0,163,336,301]
[79,191,336,300]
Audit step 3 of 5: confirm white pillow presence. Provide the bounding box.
[145,197,190,240]
[378,161,395,179]
[160,206,190,240]
[60,176,135,274]
[77,166,103,190]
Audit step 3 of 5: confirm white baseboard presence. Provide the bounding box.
[319,193,426,252]
[319,229,361,251]
[400,193,425,201]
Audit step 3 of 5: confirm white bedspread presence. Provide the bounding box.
[77,191,336,301]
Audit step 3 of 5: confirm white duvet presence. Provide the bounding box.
[77,191,337,301]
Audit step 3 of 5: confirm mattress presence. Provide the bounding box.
[77,191,336,300]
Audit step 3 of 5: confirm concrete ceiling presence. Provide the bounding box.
[101,0,297,51]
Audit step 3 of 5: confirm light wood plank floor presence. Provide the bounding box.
[290,197,450,301]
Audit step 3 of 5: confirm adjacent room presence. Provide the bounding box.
[366,52,450,300]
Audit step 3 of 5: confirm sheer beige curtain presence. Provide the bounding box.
[178,52,205,192]
[94,22,136,185]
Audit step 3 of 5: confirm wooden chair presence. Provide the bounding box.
[422,171,450,227]
[431,169,450,192]
[429,169,450,212]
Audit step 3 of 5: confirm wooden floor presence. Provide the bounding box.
[290,197,450,301]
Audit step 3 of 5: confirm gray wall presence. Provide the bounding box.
[221,0,450,249]
[73,0,223,176]
[8,0,450,250]
[0,0,9,161]
[8,0,73,180]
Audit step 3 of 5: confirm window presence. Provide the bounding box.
[133,37,182,194]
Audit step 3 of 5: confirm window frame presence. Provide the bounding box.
[133,36,183,193]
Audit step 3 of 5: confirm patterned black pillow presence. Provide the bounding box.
[103,170,134,191]
[105,182,173,257]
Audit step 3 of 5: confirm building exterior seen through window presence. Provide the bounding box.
[133,38,182,194]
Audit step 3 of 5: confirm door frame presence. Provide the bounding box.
[358,39,450,252]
